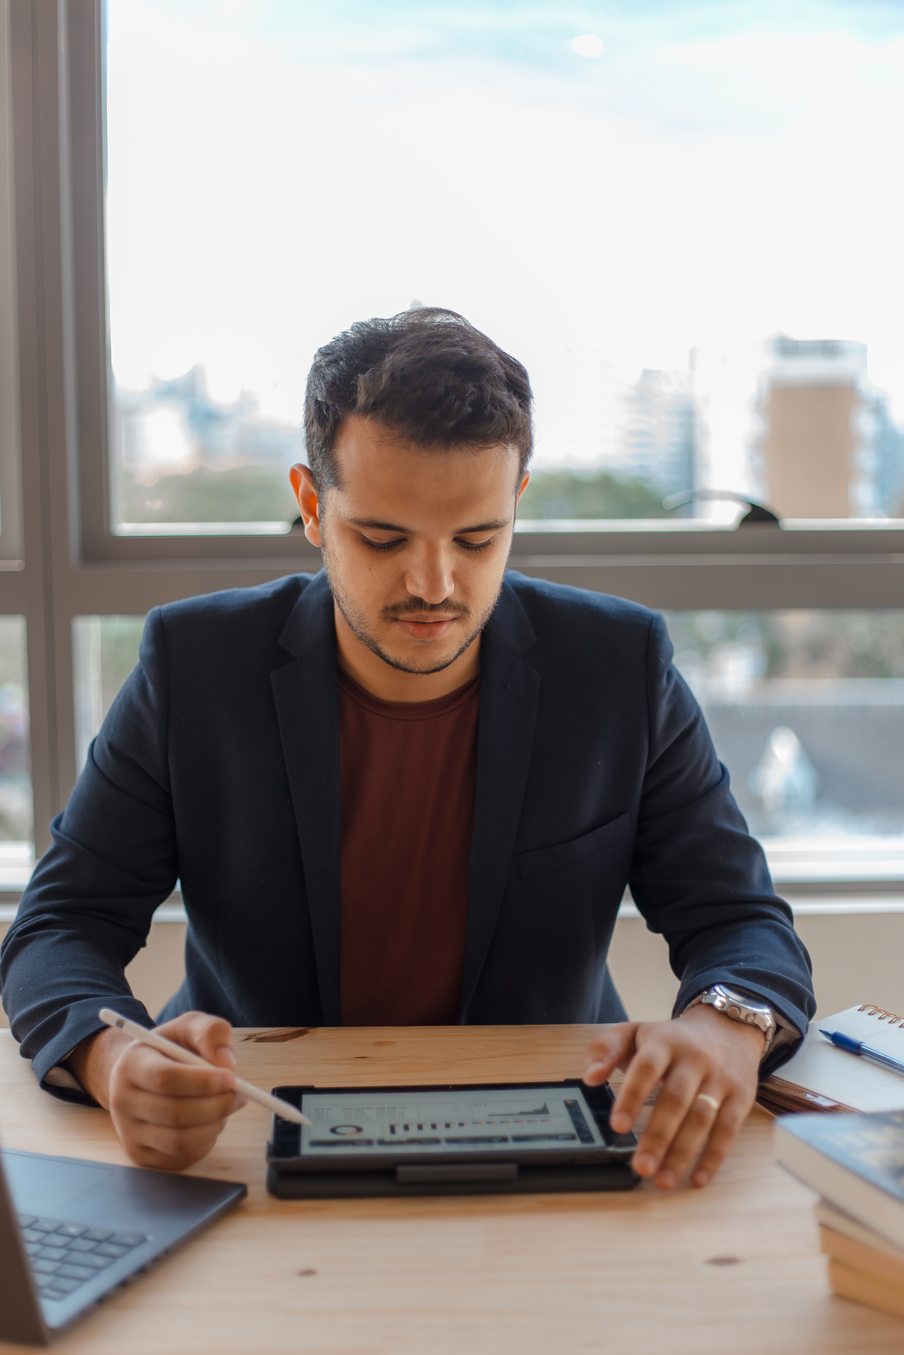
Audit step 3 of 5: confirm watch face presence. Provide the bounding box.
[705,988,776,1044]
[716,987,772,1018]
[689,986,777,1048]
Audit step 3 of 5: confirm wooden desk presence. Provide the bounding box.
[2,1025,902,1354]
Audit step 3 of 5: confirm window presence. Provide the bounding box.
[666,611,904,885]
[1,0,902,902]
[103,3,904,531]
[72,616,144,772]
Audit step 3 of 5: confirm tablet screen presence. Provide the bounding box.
[298,1084,607,1157]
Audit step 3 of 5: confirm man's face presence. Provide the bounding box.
[292,416,527,676]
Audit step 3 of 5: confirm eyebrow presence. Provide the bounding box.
[346,516,512,535]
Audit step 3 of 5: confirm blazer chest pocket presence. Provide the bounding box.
[517,812,631,880]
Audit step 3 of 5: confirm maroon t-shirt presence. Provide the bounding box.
[337,668,480,1026]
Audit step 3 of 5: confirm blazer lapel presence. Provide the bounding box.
[460,578,540,1018]
[271,572,343,1025]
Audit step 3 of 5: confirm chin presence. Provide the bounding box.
[393,650,458,674]
[378,641,464,676]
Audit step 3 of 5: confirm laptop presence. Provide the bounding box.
[0,1144,246,1345]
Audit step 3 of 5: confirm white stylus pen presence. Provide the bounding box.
[98,1008,311,1126]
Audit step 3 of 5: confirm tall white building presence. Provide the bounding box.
[612,368,696,497]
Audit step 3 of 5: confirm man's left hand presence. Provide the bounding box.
[583,1003,765,1190]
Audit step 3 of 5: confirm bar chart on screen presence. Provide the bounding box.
[299,1088,604,1155]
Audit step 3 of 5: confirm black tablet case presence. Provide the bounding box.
[266,1081,640,1198]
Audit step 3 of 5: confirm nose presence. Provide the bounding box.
[404,543,454,606]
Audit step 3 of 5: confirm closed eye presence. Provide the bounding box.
[361,537,405,552]
[362,535,496,553]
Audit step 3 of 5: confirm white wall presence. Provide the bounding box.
[4,909,903,1031]
[608,910,904,1021]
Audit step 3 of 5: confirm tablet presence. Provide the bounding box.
[267,1079,637,1174]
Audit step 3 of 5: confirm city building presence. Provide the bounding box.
[614,367,696,500]
[755,336,876,518]
[113,366,303,485]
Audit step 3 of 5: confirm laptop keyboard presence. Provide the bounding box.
[16,1213,148,1303]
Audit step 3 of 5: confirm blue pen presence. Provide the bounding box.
[820,1029,904,1078]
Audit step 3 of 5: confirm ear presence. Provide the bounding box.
[515,470,531,504]
[289,464,323,548]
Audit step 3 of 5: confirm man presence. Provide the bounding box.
[1,309,814,1189]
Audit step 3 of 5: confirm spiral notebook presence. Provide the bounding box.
[759,1005,904,1115]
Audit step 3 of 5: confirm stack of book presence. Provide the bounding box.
[776,1110,904,1319]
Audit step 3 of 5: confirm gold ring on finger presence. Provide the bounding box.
[695,1093,720,1112]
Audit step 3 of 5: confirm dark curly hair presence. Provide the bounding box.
[304,308,533,491]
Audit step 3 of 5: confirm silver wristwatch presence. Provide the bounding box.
[684,984,778,1056]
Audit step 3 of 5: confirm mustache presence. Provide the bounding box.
[381,599,471,621]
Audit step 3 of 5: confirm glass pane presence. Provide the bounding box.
[104,3,904,531]
[72,616,145,772]
[0,616,34,885]
[665,610,904,884]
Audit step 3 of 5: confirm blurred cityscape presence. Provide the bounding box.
[665,612,904,850]
[113,368,302,527]
[112,334,904,527]
[521,334,904,522]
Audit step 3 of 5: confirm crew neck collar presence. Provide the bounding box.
[336,665,481,719]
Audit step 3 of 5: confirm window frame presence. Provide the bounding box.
[0,0,21,568]
[3,0,904,881]
[65,0,904,580]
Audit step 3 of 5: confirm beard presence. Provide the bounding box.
[321,539,502,676]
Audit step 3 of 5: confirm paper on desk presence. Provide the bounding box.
[770,1005,904,1113]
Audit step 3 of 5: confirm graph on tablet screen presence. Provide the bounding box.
[300,1087,604,1154]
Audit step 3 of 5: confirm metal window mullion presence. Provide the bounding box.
[8,0,61,854]
[506,557,904,610]
[0,0,23,562]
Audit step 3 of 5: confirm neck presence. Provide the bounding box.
[333,604,480,702]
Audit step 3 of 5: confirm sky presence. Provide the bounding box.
[105,0,904,470]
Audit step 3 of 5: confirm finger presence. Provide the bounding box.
[650,1084,723,1189]
[124,1045,235,1099]
[583,1024,638,1085]
[156,1012,237,1070]
[609,1038,673,1135]
[128,1118,229,1171]
[123,1086,245,1130]
[690,1095,750,1188]
[630,1068,703,1176]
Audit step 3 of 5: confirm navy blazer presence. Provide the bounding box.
[1,570,814,1095]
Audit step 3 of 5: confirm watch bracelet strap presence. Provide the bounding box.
[683,986,779,1059]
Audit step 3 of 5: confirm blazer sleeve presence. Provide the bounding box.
[628,613,815,1070]
[0,609,177,1100]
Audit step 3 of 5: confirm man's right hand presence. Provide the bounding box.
[67,1012,247,1171]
